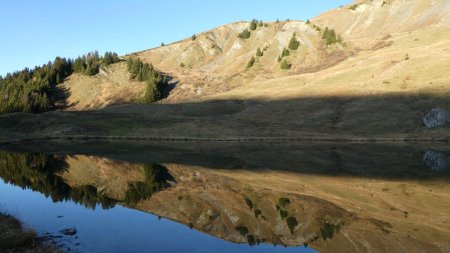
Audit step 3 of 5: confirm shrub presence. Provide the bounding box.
[282,48,290,57]
[349,4,360,10]
[191,34,197,41]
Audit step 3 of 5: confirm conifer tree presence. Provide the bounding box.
[250,19,258,30]
[72,57,85,73]
[256,48,263,57]
[280,60,292,70]
[288,33,300,50]
[238,29,251,39]
[126,57,166,104]
[247,56,256,68]
[322,27,338,45]
[282,48,290,57]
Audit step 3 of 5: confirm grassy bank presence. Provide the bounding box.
[0,213,60,253]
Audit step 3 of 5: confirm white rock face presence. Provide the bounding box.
[423,107,448,128]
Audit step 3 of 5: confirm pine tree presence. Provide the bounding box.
[256,48,263,57]
[322,27,338,45]
[282,48,290,57]
[238,29,251,39]
[250,19,258,30]
[258,20,264,27]
[103,52,114,65]
[306,19,310,24]
[280,60,292,70]
[144,78,160,103]
[288,33,300,50]
[247,56,256,68]
[126,57,166,104]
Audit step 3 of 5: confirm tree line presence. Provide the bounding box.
[0,52,120,114]
[72,51,120,76]
[126,58,167,103]
[238,19,267,40]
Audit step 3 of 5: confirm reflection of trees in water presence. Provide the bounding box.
[124,164,175,206]
[0,152,114,209]
[320,221,342,241]
[0,151,175,209]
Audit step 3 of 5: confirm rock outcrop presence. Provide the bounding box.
[423,107,448,128]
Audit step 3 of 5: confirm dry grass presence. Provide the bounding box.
[1,0,449,143]
[0,213,60,253]
[61,62,146,111]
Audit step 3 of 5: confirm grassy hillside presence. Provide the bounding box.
[60,62,146,111]
[0,0,449,141]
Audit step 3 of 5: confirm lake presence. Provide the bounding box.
[0,141,449,253]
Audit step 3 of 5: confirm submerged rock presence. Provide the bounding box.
[59,228,77,236]
[423,150,450,171]
[423,107,448,128]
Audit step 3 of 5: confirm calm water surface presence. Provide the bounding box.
[1,179,312,253]
[0,142,449,253]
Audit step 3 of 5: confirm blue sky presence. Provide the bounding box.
[0,0,351,76]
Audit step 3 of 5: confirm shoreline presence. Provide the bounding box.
[0,213,60,253]
[1,135,449,146]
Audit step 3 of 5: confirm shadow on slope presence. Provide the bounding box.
[0,92,449,141]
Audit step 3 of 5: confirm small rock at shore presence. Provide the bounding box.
[423,107,448,128]
[59,228,77,236]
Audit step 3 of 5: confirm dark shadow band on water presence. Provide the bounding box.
[2,140,450,180]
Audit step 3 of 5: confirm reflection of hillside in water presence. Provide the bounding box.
[0,143,449,253]
[0,152,174,209]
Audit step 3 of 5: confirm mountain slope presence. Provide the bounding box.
[313,0,450,42]
[134,20,351,102]
[1,0,449,142]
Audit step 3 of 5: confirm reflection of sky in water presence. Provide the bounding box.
[0,179,316,253]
